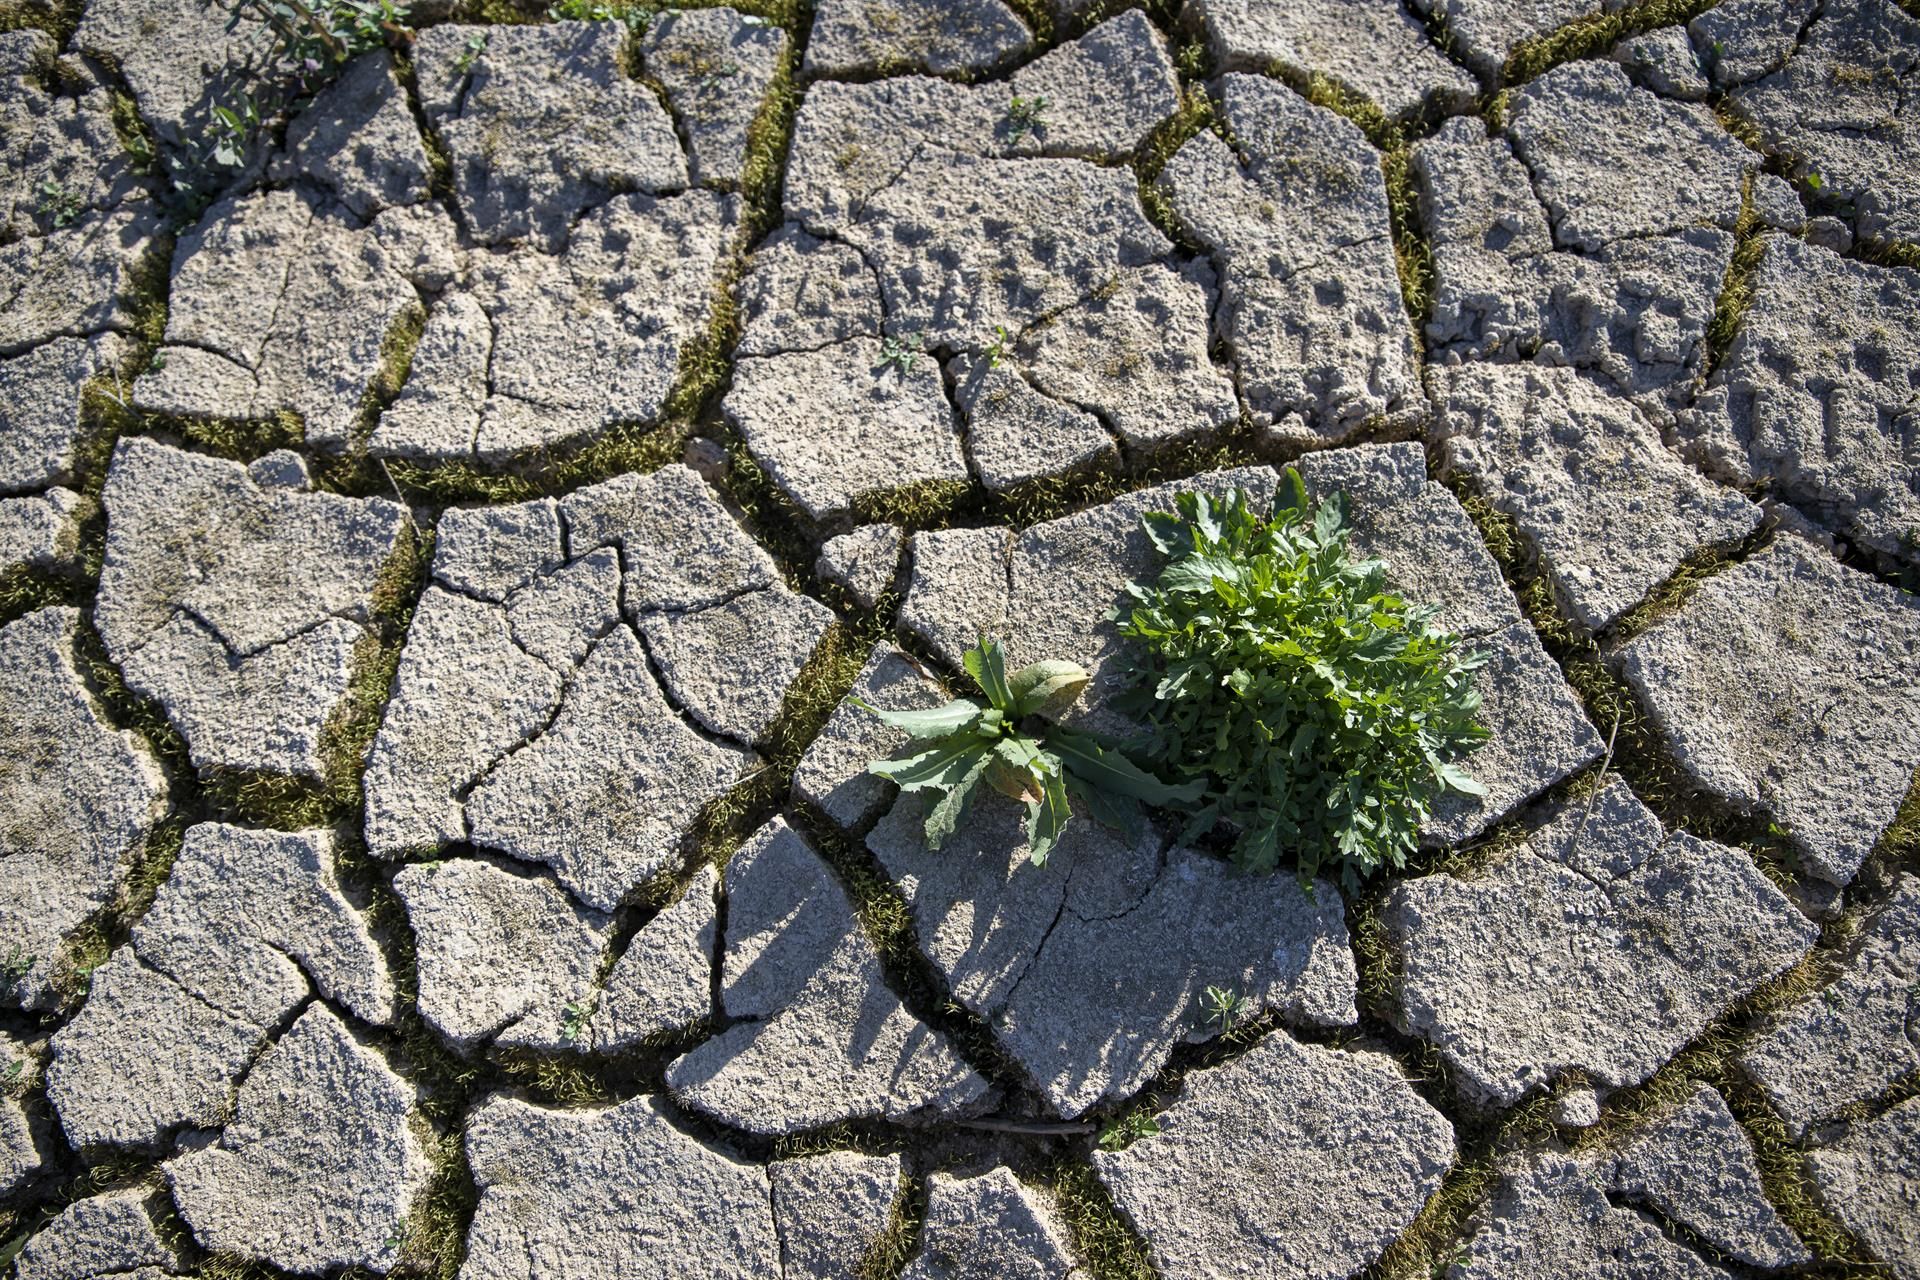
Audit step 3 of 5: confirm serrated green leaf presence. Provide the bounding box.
[1051,729,1207,807]
[1025,769,1072,865]
[855,697,983,739]
[867,736,992,791]
[924,753,992,850]
[964,637,1016,711]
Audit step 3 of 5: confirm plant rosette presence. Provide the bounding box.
[861,639,1202,865]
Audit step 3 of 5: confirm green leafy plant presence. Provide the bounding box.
[877,330,924,375]
[178,0,410,190]
[36,180,84,228]
[1,1058,22,1086]
[546,0,655,27]
[863,638,1202,865]
[1113,474,1489,891]
[981,324,1010,368]
[1096,1110,1160,1150]
[1200,984,1243,1033]
[1006,93,1049,140]
[560,997,596,1042]
[0,946,33,984]
[452,30,488,73]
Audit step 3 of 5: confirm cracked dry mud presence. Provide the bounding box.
[3,1,1919,1279]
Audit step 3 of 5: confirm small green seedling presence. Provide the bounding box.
[862,637,1202,865]
[560,998,596,1042]
[37,180,84,228]
[1,947,33,984]
[1201,985,1243,1034]
[878,330,924,375]
[1806,171,1825,192]
[982,324,1010,368]
[1006,93,1049,141]
[1,1058,23,1086]
[453,31,488,73]
[1096,1110,1160,1151]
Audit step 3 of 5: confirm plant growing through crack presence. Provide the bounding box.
[862,638,1203,865]
[178,0,411,195]
[1006,92,1049,141]
[1,946,33,984]
[981,324,1011,368]
[878,330,925,375]
[1201,984,1243,1034]
[1096,1109,1160,1150]
[1112,472,1489,891]
[36,180,84,228]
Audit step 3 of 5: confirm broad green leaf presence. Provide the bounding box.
[1051,729,1207,807]
[924,753,991,850]
[1025,769,1073,865]
[867,736,991,791]
[1067,774,1144,839]
[964,638,1016,711]
[1436,761,1488,796]
[1008,659,1091,718]
[855,697,983,739]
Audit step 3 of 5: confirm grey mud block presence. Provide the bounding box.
[413,21,686,251]
[1382,781,1818,1109]
[734,226,884,358]
[1413,114,1734,420]
[782,13,1178,231]
[1614,26,1711,99]
[1191,0,1478,118]
[771,1151,903,1280]
[135,189,456,451]
[1606,1084,1810,1268]
[465,626,758,912]
[1507,60,1754,252]
[585,864,718,1051]
[902,1168,1083,1280]
[12,1190,185,1280]
[1158,73,1419,441]
[167,1005,432,1276]
[1717,0,1920,249]
[47,824,393,1150]
[1000,11,1180,160]
[393,857,612,1054]
[666,817,993,1134]
[640,8,789,187]
[1435,363,1763,631]
[639,584,835,745]
[368,475,768,897]
[793,642,947,831]
[268,52,432,219]
[1014,263,1239,452]
[869,793,1356,1118]
[1616,535,1920,888]
[0,333,124,493]
[804,0,1030,79]
[0,606,168,1012]
[1739,877,1920,1138]
[0,203,165,356]
[462,1092,780,1280]
[1448,1150,1738,1280]
[1806,1097,1920,1280]
[1409,0,1621,78]
[94,437,408,778]
[1679,236,1920,567]
[725,337,970,521]
[0,29,149,241]
[376,191,740,460]
[563,464,778,615]
[1092,1029,1455,1280]
[816,523,904,610]
[899,525,1014,673]
[950,355,1118,494]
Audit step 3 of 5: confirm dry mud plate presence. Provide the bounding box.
[2,0,1919,1277]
